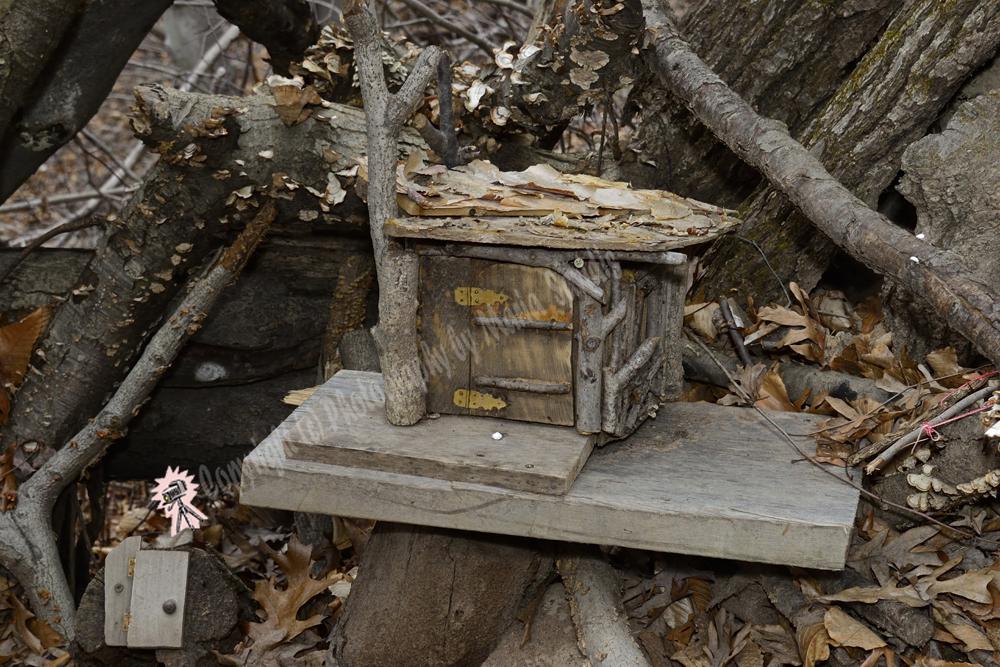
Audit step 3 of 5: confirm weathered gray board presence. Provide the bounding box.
[242,371,861,570]
[282,371,594,495]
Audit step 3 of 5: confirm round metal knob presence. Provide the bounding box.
[163,599,177,615]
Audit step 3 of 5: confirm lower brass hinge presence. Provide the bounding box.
[123,613,130,632]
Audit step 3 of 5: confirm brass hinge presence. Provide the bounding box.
[454,287,508,307]
[127,558,136,578]
[454,389,506,411]
[123,613,131,632]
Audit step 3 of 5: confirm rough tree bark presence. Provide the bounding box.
[883,89,1000,362]
[0,204,274,637]
[0,0,84,170]
[0,0,172,202]
[344,0,440,425]
[628,0,903,204]
[696,0,1000,304]
[0,0,321,203]
[642,0,1000,368]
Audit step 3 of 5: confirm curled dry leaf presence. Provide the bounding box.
[823,606,885,650]
[756,372,798,412]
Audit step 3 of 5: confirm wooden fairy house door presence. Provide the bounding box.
[420,254,576,426]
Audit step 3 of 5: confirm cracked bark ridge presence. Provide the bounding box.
[344,0,440,426]
[642,0,1000,369]
[627,0,901,203]
[0,204,274,637]
[697,0,1000,305]
[884,90,1000,363]
[212,0,318,76]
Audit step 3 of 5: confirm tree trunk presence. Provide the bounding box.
[626,0,902,204]
[696,0,1000,305]
[335,522,549,667]
[0,0,84,187]
[642,0,1000,369]
[0,0,172,202]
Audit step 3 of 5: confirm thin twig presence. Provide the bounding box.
[81,130,142,182]
[685,332,991,546]
[866,385,996,473]
[0,217,103,288]
[475,0,534,17]
[0,186,137,214]
[394,0,496,54]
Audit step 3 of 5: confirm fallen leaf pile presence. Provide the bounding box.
[679,280,1000,666]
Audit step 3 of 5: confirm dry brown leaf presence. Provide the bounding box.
[823,606,885,650]
[913,656,979,667]
[926,347,966,377]
[1,443,16,511]
[933,599,994,652]
[797,616,831,667]
[0,305,52,398]
[859,647,898,667]
[7,589,43,654]
[756,372,798,412]
[686,302,719,341]
[847,525,942,586]
[26,619,64,649]
[751,625,801,667]
[227,535,330,665]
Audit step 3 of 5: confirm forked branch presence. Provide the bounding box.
[344,0,441,425]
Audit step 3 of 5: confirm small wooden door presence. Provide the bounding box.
[419,255,575,426]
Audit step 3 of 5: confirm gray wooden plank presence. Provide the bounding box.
[127,550,189,649]
[104,535,141,647]
[244,371,860,570]
[283,372,595,495]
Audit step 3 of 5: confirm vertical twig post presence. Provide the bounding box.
[344,0,441,425]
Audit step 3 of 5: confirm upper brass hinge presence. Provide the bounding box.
[454,287,508,307]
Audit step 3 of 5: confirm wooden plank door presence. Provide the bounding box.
[467,262,575,425]
[418,255,473,416]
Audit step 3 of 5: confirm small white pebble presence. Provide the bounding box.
[492,432,503,440]
[910,256,920,263]
[916,233,925,239]
[258,150,273,159]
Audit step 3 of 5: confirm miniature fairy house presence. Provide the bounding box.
[383,160,740,440]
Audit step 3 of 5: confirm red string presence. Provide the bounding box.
[919,399,997,442]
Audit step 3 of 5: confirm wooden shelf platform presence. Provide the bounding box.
[241,372,861,570]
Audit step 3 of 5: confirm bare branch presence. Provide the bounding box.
[394,0,495,55]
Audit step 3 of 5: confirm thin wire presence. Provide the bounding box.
[686,332,998,546]
[733,234,792,307]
